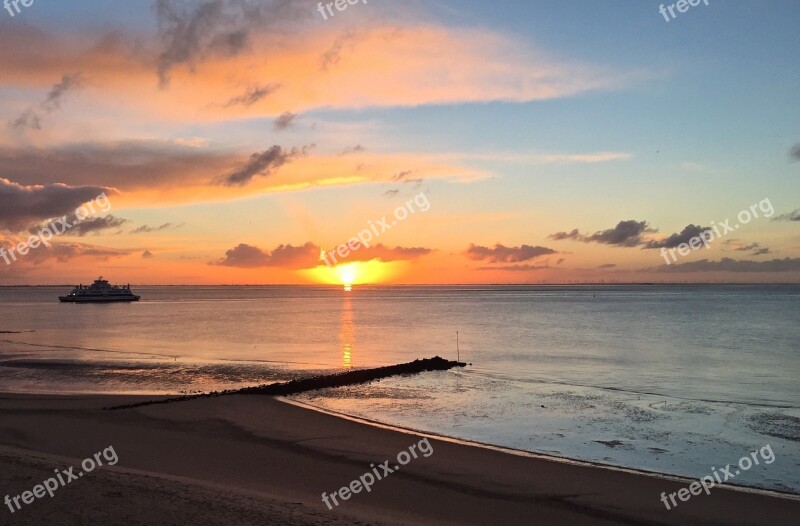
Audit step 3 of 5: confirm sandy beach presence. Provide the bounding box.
[0,393,797,525]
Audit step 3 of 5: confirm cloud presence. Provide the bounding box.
[465,243,557,263]
[69,215,127,236]
[154,0,316,86]
[654,257,800,273]
[142,250,154,259]
[643,224,711,249]
[214,242,320,269]
[0,142,235,192]
[0,240,131,264]
[329,244,431,264]
[10,110,41,132]
[320,29,360,71]
[154,0,249,87]
[548,229,581,242]
[597,263,617,269]
[340,145,365,155]
[391,170,413,182]
[131,222,184,234]
[772,209,800,222]
[0,141,484,201]
[476,264,550,271]
[0,178,115,231]
[220,145,310,186]
[723,240,770,256]
[223,83,281,107]
[0,17,635,119]
[9,73,83,132]
[550,220,655,247]
[274,111,298,130]
[790,143,800,162]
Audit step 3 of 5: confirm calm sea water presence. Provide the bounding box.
[0,285,798,492]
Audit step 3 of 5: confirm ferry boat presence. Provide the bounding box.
[59,277,140,303]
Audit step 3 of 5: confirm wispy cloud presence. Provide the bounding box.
[465,243,556,263]
[274,111,298,130]
[220,145,312,186]
[9,73,83,132]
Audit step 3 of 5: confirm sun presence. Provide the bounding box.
[303,259,408,288]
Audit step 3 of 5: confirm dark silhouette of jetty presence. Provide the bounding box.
[107,356,466,410]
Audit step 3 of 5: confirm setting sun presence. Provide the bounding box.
[303,260,408,287]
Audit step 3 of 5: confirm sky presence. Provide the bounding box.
[0,0,798,285]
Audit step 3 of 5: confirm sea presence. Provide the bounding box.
[0,284,798,494]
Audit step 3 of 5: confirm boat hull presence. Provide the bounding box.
[59,295,140,303]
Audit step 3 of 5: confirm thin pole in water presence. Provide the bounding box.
[456,330,460,363]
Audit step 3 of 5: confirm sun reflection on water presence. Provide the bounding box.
[340,293,355,368]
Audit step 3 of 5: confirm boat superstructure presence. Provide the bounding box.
[59,277,140,303]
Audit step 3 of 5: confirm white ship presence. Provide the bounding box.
[59,277,140,303]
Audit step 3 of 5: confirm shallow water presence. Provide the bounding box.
[0,284,798,492]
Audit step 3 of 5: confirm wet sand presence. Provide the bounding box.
[0,393,797,525]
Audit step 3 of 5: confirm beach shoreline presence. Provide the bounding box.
[0,392,797,525]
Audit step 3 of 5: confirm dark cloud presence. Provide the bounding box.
[556,258,565,265]
[220,145,311,186]
[142,250,155,259]
[155,0,248,87]
[223,83,281,107]
[69,215,127,236]
[597,263,617,269]
[643,224,711,249]
[476,264,550,271]
[772,209,800,222]
[340,145,365,155]
[0,141,236,191]
[790,143,800,162]
[154,0,315,86]
[0,178,114,231]
[274,111,298,130]
[214,242,319,269]
[42,73,84,110]
[723,240,770,256]
[655,257,800,273]
[338,244,430,263]
[321,243,430,265]
[10,110,41,132]
[131,222,184,234]
[465,243,557,263]
[320,29,359,71]
[391,170,412,182]
[550,220,655,247]
[9,73,83,132]
[585,220,654,247]
[0,241,131,264]
[549,229,581,242]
